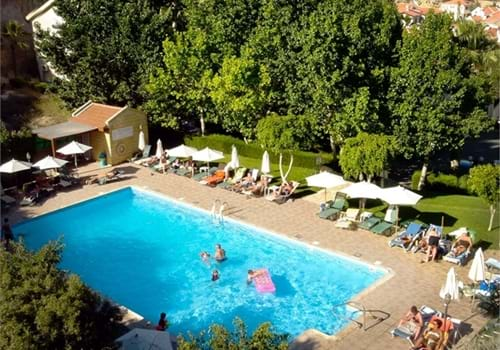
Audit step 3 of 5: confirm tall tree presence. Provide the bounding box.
[0,240,121,350]
[1,20,29,77]
[468,164,500,232]
[34,0,175,108]
[388,14,493,190]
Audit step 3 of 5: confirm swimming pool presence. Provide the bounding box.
[14,187,386,337]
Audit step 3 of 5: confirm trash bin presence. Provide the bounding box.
[98,152,107,167]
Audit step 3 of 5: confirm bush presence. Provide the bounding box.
[411,170,470,194]
[32,81,49,93]
[458,174,470,193]
[185,134,332,169]
[411,170,422,191]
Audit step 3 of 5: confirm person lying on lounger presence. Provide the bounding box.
[232,172,255,192]
[448,232,472,257]
[411,318,443,350]
[398,305,423,341]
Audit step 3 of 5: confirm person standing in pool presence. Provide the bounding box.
[214,244,226,262]
[212,269,220,282]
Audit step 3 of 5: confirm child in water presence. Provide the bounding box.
[211,269,220,282]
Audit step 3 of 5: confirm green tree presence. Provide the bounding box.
[145,28,214,134]
[468,164,500,232]
[339,132,396,182]
[0,240,122,350]
[210,50,271,141]
[177,317,289,350]
[1,20,29,77]
[388,14,493,190]
[34,0,174,108]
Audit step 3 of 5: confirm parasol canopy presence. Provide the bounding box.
[56,140,93,167]
[306,172,346,202]
[155,139,164,159]
[0,159,32,173]
[33,156,68,170]
[167,144,198,158]
[261,151,270,174]
[378,186,422,206]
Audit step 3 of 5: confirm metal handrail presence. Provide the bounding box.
[332,301,389,331]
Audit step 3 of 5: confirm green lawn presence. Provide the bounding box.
[361,194,499,250]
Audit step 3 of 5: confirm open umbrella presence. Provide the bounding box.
[439,267,459,330]
[306,172,346,202]
[230,145,239,169]
[57,140,93,167]
[468,247,485,310]
[155,139,164,159]
[378,186,422,225]
[33,156,68,170]
[138,129,145,152]
[167,144,198,158]
[340,181,382,210]
[261,151,270,174]
[0,159,32,173]
[115,328,173,350]
[192,147,224,170]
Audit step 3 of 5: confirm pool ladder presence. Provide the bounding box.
[211,200,227,223]
[332,301,390,331]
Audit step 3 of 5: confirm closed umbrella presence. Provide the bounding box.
[192,147,224,170]
[439,267,460,330]
[138,129,145,152]
[306,172,346,202]
[33,156,68,170]
[230,145,239,169]
[468,247,485,310]
[261,151,270,174]
[0,159,32,173]
[57,140,93,167]
[155,139,164,159]
[167,144,198,158]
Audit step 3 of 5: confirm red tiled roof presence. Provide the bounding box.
[441,0,471,5]
[486,27,498,39]
[471,15,483,22]
[485,11,500,25]
[72,103,123,129]
[484,7,499,16]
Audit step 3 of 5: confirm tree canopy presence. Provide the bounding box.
[0,240,121,350]
[468,164,500,231]
[35,0,175,108]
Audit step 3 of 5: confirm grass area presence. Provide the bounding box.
[361,194,500,250]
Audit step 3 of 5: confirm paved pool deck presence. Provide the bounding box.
[7,163,499,350]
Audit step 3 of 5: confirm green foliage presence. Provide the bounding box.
[411,170,422,191]
[177,317,289,350]
[427,173,458,192]
[0,122,33,158]
[469,165,500,207]
[0,240,122,350]
[458,174,470,192]
[388,14,493,162]
[339,132,396,181]
[185,134,331,170]
[35,0,174,108]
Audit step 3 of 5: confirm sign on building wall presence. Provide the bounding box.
[112,126,133,141]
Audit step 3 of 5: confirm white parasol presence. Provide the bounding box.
[230,145,240,169]
[468,247,485,282]
[115,328,173,350]
[378,186,422,206]
[0,159,32,173]
[341,181,382,199]
[138,129,145,151]
[440,267,460,300]
[192,147,224,169]
[167,144,198,158]
[306,172,346,202]
[33,156,68,170]
[155,139,164,159]
[261,151,270,174]
[56,140,93,167]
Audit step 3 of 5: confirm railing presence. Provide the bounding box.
[332,301,390,331]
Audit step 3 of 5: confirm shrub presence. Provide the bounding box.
[185,134,332,169]
[411,170,422,190]
[411,170,470,194]
[458,174,470,193]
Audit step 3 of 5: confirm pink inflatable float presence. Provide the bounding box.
[254,269,276,293]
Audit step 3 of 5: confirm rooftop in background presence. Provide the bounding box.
[32,121,96,140]
[72,101,125,130]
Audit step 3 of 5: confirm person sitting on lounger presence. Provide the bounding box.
[246,176,269,196]
[398,305,423,341]
[449,232,472,257]
[214,244,226,262]
[247,269,266,284]
[411,319,443,350]
[232,172,255,192]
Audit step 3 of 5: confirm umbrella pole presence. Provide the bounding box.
[324,187,327,203]
[74,154,78,168]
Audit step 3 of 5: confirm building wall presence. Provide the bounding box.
[106,108,149,165]
[89,130,109,165]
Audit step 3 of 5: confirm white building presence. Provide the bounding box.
[440,0,473,20]
[25,0,64,81]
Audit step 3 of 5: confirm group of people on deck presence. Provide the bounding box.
[398,305,448,350]
[415,227,473,264]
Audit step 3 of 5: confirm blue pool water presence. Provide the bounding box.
[14,187,386,337]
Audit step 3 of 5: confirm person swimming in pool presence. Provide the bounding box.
[211,269,220,282]
[214,244,226,262]
[247,269,266,284]
[200,251,210,261]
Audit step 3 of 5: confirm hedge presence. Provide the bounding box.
[411,170,470,194]
[185,134,333,169]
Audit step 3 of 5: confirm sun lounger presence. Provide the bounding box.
[265,181,300,204]
[389,222,424,249]
[370,221,394,236]
[318,198,346,220]
[1,194,16,205]
[192,167,218,181]
[335,208,360,229]
[390,305,438,344]
[131,144,151,163]
[358,216,381,230]
[486,258,500,271]
[199,170,225,186]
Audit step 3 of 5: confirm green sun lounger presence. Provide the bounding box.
[370,221,394,236]
[318,198,346,220]
[358,216,381,230]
